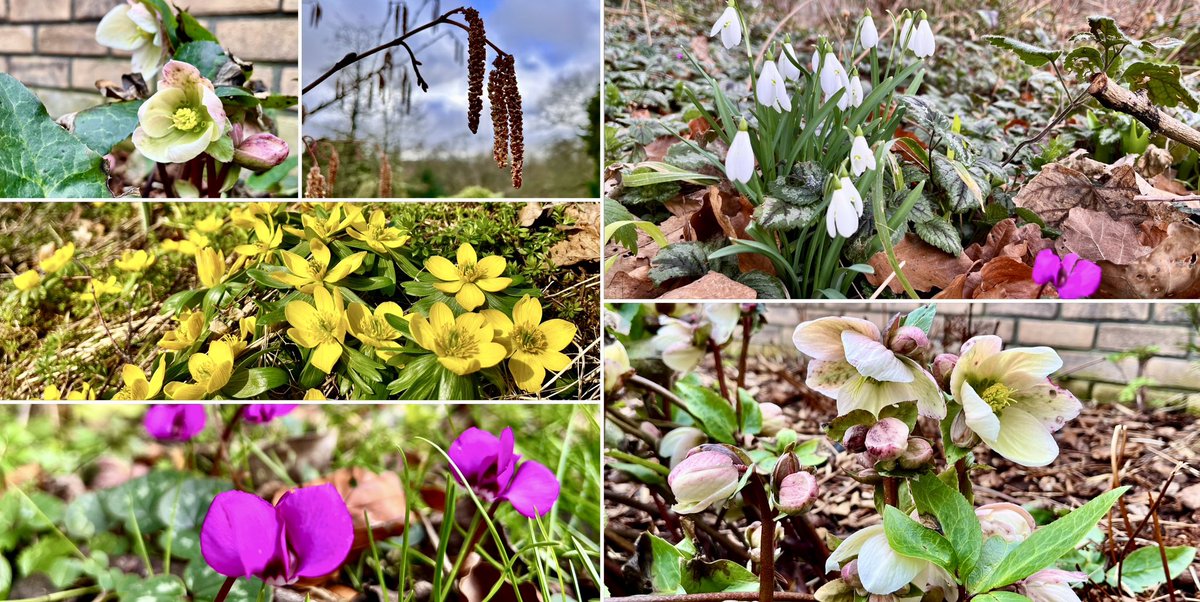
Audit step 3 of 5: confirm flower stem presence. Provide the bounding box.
[6,586,103,602]
[709,340,735,415]
[441,500,501,600]
[213,577,237,602]
[736,312,753,392]
[883,477,899,507]
[954,457,971,499]
[211,405,245,480]
[747,474,776,602]
[607,594,814,602]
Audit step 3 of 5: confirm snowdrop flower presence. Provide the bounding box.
[850,128,875,176]
[95,0,164,81]
[905,12,936,58]
[826,524,957,596]
[949,335,1082,467]
[756,58,791,112]
[825,176,864,239]
[816,52,850,106]
[792,316,943,418]
[778,38,802,81]
[1020,569,1089,602]
[847,73,864,108]
[726,120,755,183]
[858,11,879,49]
[709,2,742,50]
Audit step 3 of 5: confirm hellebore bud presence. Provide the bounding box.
[603,340,633,393]
[760,402,786,436]
[233,133,290,172]
[932,353,958,392]
[773,451,801,484]
[950,410,980,448]
[659,427,707,468]
[975,502,1036,543]
[865,418,910,463]
[777,470,819,515]
[843,424,869,453]
[841,559,863,589]
[693,443,752,468]
[668,450,740,514]
[889,325,930,357]
[898,437,935,470]
[743,521,782,563]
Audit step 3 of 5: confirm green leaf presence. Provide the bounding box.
[970,486,1130,593]
[246,155,298,191]
[642,533,686,593]
[156,477,232,532]
[118,573,188,601]
[71,100,144,155]
[174,41,231,80]
[883,505,956,571]
[983,36,1061,67]
[206,134,234,162]
[259,95,300,110]
[738,389,762,435]
[139,0,179,47]
[1064,46,1103,78]
[679,558,759,593]
[675,380,737,444]
[177,10,218,43]
[16,537,79,588]
[973,593,1032,602]
[1106,545,1196,594]
[0,555,10,599]
[911,473,983,575]
[1088,16,1133,49]
[966,537,1020,593]
[0,74,111,198]
[649,242,710,285]
[903,305,937,334]
[1121,61,1199,111]
[915,218,963,255]
[624,162,719,186]
[64,493,108,540]
[755,196,820,230]
[932,153,984,213]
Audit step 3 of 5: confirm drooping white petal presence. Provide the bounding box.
[826,187,859,238]
[850,135,876,176]
[989,407,1061,467]
[841,331,911,383]
[847,77,864,107]
[131,41,164,81]
[898,18,915,49]
[857,531,926,595]
[840,177,864,217]
[95,4,145,51]
[710,7,742,49]
[960,381,1002,441]
[1012,383,1082,432]
[825,525,883,572]
[985,347,1063,380]
[913,19,936,58]
[778,43,802,81]
[756,60,791,111]
[837,376,930,417]
[704,303,742,344]
[792,316,882,361]
[725,130,755,183]
[859,16,879,49]
[662,342,706,373]
[950,334,1004,399]
[818,53,847,100]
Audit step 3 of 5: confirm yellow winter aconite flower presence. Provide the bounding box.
[348,210,410,254]
[43,384,62,400]
[161,231,210,255]
[348,302,407,360]
[114,362,166,400]
[39,243,75,274]
[425,243,512,311]
[233,220,283,259]
[196,247,243,288]
[220,316,257,356]
[159,310,205,351]
[285,205,363,242]
[285,286,349,373]
[14,270,41,291]
[164,340,235,400]
[77,276,122,303]
[303,388,326,400]
[195,213,224,233]
[230,203,280,229]
[274,239,366,293]
[409,302,507,376]
[115,249,156,272]
[504,296,577,393]
[66,383,96,400]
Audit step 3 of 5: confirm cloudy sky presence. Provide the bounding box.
[301,0,601,160]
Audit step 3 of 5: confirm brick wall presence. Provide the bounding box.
[1,0,298,153]
[755,303,1200,404]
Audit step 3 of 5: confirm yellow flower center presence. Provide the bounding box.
[362,316,397,341]
[172,107,200,131]
[194,360,215,383]
[980,382,1017,412]
[437,327,480,358]
[458,262,481,283]
[513,324,548,354]
[307,258,326,278]
[314,314,339,340]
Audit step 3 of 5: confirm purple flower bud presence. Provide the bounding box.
[932,353,958,392]
[889,326,929,357]
[777,471,818,515]
[865,418,909,463]
[668,450,741,514]
[898,438,934,470]
[841,559,862,589]
[772,451,801,485]
[233,133,289,172]
[843,424,869,453]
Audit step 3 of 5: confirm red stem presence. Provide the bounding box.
[214,577,237,602]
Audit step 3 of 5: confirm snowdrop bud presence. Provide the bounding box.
[233,133,289,172]
[898,438,935,470]
[756,59,791,112]
[777,471,819,515]
[976,502,1036,543]
[779,37,801,81]
[659,427,708,468]
[849,129,876,177]
[847,75,864,108]
[668,450,741,514]
[950,410,979,448]
[841,559,863,589]
[726,120,755,183]
[865,418,910,463]
[931,353,958,392]
[709,2,742,50]
[760,402,786,436]
[889,326,930,357]
[843,424,869,453]
[859,11,879,49]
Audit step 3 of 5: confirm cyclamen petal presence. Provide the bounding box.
[243,404,298,424]
[725,130,755,183]
[275,484,355,579]
[448,426,502,484]
[501,459,561,518]
[200,490,281,578]
[448,426,561,516]
[144,404,207,441]
[756,60,791,111]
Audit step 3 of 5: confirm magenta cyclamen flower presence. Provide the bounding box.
[201,484,353,585]
[144,404,207,441]
[448,427,560,518]
[1032,249,1101,299]
[243,404,298,424]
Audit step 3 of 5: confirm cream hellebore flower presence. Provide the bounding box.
[949,335,1081,467]
[826,524,958,597]
[133,60,229,164]
[725,120,755,184]
[1020,569,1089,602]
[778,39,802,81]
[850,129,876,176]
[95,0,163,81]
[709,2,742,50]
[603,339,632,394]
[975,502,1036,543]
[792,316,943,418]
[653,304,741,372]
[858,11,879,49]
[756,59,791,112]
[825,176,864,239]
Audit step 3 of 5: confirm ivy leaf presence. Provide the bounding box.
[0,74,111,198]
[1121,61,1199,111]
[983,36,1061,67]
[649,242,710,285]
[883,505,957,571]
[1105,545,1196,594]
[70,100,144,155]
[914,218,963,255]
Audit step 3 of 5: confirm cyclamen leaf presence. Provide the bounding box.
[1105,545,1196,594]
[911,473,983,575]
[883,505,956,572]
[0,74,111,198]
[983,36,1061,67]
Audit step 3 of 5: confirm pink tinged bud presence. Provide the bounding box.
[865,418,909,463]
[898,438,934,470]
[843,424,869,453]
[950,410,979,448]
[759,402,786,436]
[777,471,818,515]
[659,427,707,468]
[976,502,1036,543]
[841,559,862,589]
[932,353,958,392]
[889,326,929,356]
[772,451,801,484]
[233,133,289,172]
[668,450,741,514]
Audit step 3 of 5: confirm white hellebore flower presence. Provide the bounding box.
[949,335,1082,467]
[756,59,791,112]
[859,13,879,49]
[132,60,230,164]
[1020,569,1089,602]
[653,304,742,372]
[847,75,864,108]
[778,41,802,81]
[96,0,164,81]
[825,177,864,239]
[975,502,1036,543]
[850,132,876,176]
[792,316,944,418]
[709,5,742,50]
[726,123,755,183]
[826,524,957,597]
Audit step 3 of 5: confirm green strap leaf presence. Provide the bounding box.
[882,505,956,572]
[984,36,1062,67]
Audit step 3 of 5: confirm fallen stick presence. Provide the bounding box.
[1088,72,1200,153]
